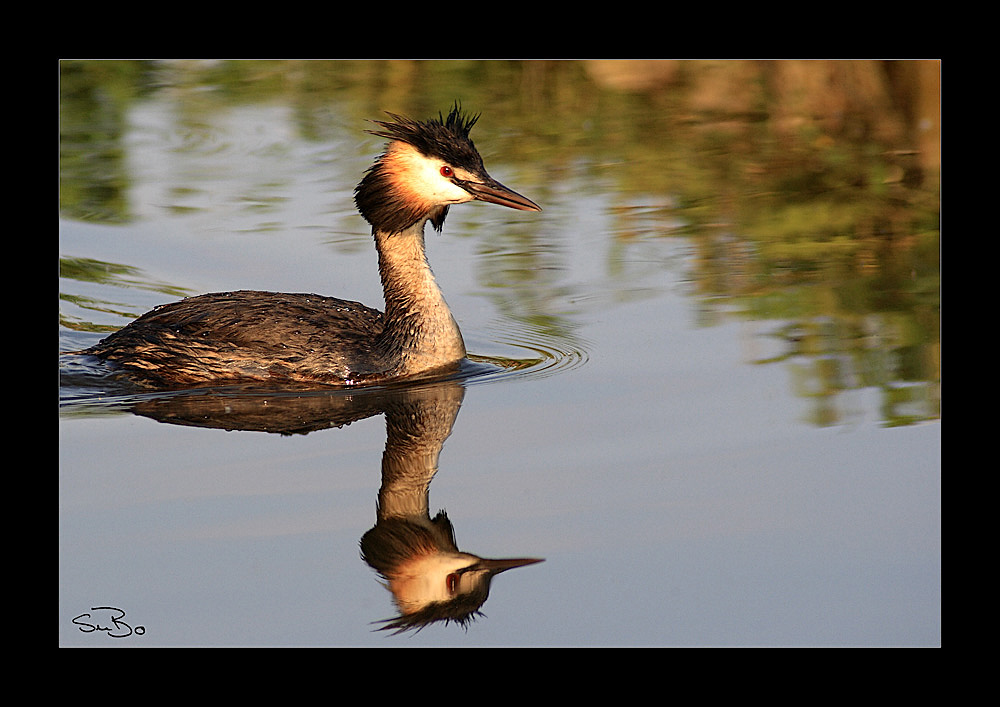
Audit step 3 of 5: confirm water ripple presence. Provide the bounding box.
[462,329,589,386]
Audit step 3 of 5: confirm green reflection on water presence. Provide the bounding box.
[59,256,195,331]
[59,59,939,426]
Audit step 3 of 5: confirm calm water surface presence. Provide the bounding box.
[59,61,940,646]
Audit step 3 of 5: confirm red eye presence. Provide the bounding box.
[446,573,459,593]
[440,165,453,177]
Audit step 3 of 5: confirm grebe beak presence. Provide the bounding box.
[463,175,541,212]
[471,556,545,576]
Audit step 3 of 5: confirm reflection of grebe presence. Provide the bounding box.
[361,382,542,634]
[86,105,541,388]
[361,513,542,634]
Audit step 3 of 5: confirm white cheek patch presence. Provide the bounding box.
[393,143,473,205]
[415,160,473,204]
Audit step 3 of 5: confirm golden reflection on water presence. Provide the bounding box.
[59,60,940,426]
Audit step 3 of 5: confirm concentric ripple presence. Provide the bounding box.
[460,325,589,386]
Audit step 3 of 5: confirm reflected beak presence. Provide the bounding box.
[475,557,545,577]
[463,176,542,212]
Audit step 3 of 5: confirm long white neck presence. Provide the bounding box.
[374,218,466,377]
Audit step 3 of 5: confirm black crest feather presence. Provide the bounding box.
[367,103,482,169]
[354,103,485,233]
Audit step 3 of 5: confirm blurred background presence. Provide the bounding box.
[59,60,940,646]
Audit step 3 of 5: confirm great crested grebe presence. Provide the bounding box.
[85,105,541,387]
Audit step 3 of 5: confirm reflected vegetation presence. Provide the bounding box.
[59,256,193,332]
[60,59,940,426]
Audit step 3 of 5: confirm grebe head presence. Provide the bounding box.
[373,550,542,634]
[361,511,543,634]
[354,104,541,234]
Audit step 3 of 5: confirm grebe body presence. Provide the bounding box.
[85,106,540,387]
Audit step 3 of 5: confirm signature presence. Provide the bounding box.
[72,606,145,638]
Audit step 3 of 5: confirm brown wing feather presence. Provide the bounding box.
[89,291,387,386]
